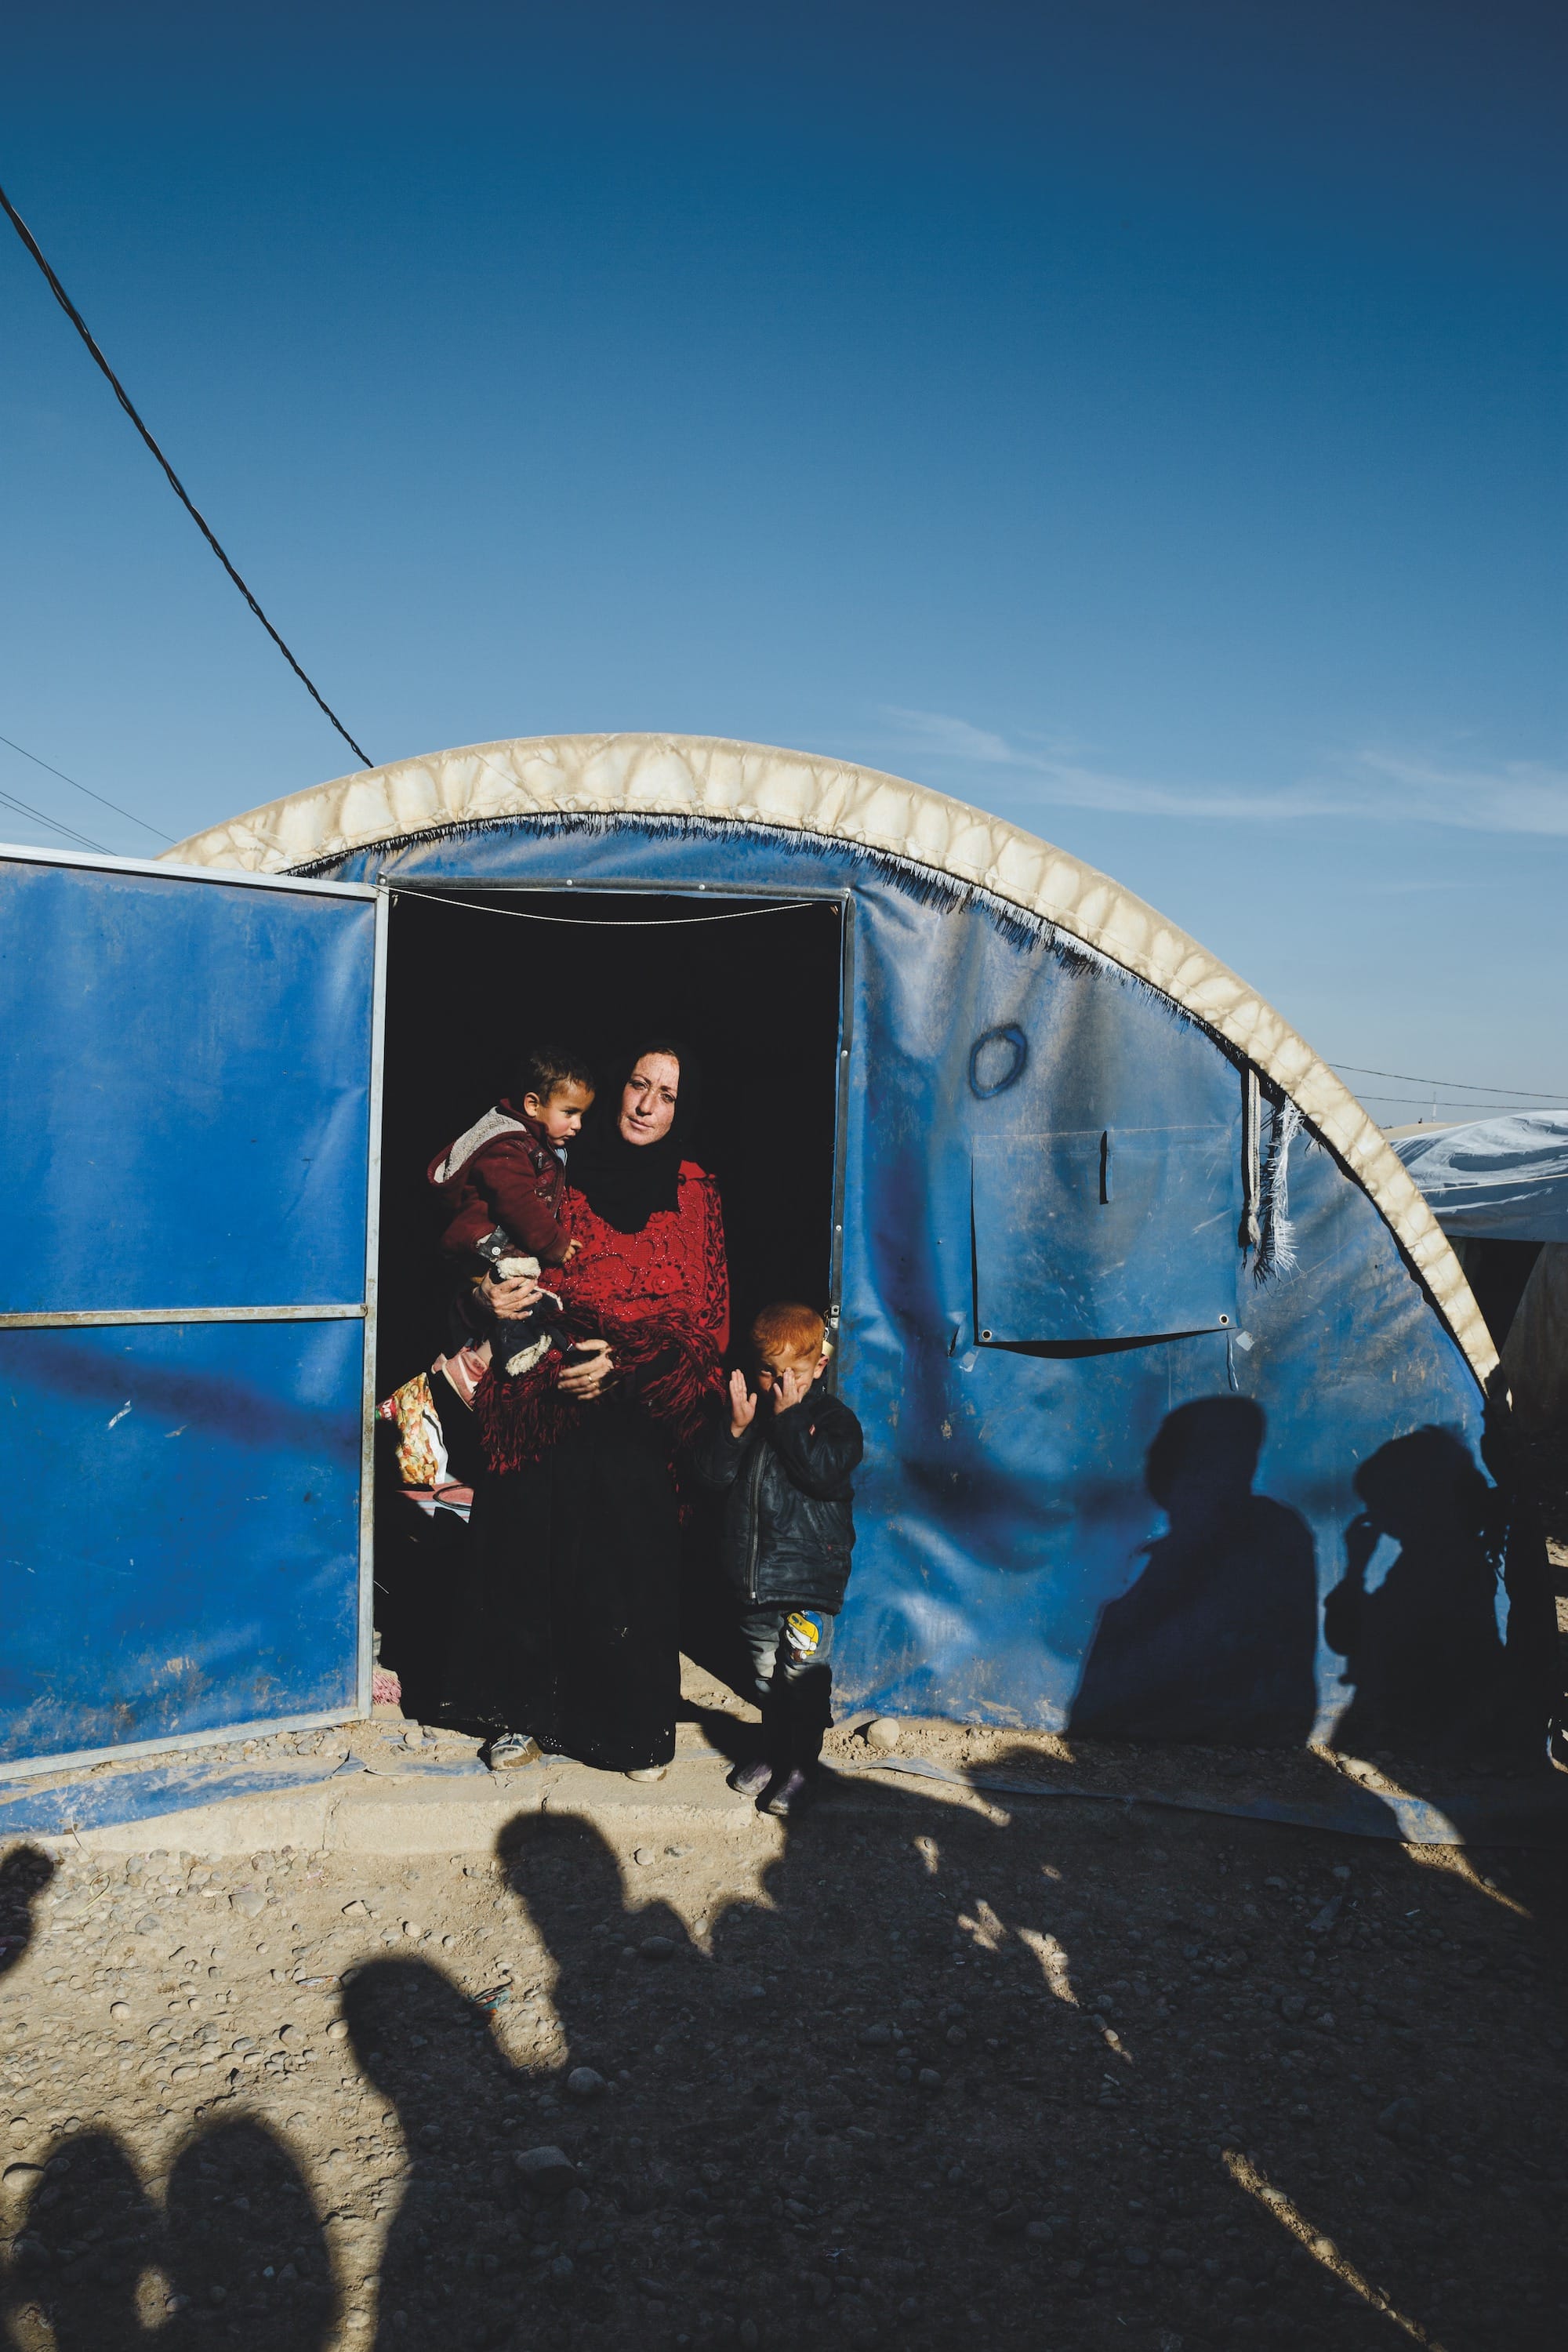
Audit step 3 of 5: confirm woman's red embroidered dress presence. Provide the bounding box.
[442,1164,728,1771]
[477,1162,728,1472]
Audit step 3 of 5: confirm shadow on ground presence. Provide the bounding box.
[3,1750,1566,2352]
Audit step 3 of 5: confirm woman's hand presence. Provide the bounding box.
[481,1268,544,1316]
[557,1338,616,1399]
[728,1368,757,1439]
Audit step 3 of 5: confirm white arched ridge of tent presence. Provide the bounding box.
[168,729,1492,1381]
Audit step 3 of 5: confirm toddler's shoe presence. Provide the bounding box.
[761,1767,815,1817]
[727,1758,774,1799]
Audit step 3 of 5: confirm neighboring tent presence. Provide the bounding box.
[2,734,1535,1770]
[1501,1247,1568,1432]
[1391,1113,1568,1244]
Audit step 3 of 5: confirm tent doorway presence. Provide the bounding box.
[372,883,848,1719]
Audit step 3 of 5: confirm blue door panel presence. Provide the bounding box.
[0,858,376,1310]
[0,1321,361,1764]
[0,853,376,1767]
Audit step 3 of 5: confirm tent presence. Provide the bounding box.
[1,733,1525,1775]
[1392,1114,1568,1435]
[1391,1113,1568,1246]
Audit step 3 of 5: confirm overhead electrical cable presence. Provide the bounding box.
[0,180,374,771]
[1332,1061,1568,1105]
[0,781,108,855]
[0,731,172,843]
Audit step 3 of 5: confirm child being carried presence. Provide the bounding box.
[429,1041,596,1376]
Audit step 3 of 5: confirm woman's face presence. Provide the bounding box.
[619,1051,680,1147]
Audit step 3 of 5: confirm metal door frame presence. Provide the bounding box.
[0,840,387,1778]
[380,872,856,1371]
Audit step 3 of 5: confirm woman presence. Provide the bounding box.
[441,1040,728,1776]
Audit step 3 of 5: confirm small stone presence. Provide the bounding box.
[916,2067,942,2090]
[739,2322,760,2350]
[136,1915,161,1935]
[1025,2220,1053,2244]
[401,1922,423,1940]
[1278,1994,1308,2024]
[866,1718,902,1752]
[1377,2098,1423,2147]
[2,2163,42,2190]
[342,1900,368,1920]
[859,2023,894,2045]
[640,1936,675,1962]
[515,2144,578,2196]
[110,2002,130,2020]
[328,2021,349,2042]
[1125,2246,1151,2267]
[230,1889,265,1920]
[567,2067,606,2100]
[550,2255,575,2281]
[633,1848,655,1867]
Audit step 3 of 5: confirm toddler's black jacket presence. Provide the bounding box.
[691,1390,863,1613]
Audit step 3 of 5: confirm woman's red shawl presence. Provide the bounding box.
[476,1161,728,1474]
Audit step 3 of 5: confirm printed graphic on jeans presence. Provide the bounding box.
[785,1611,824,1658]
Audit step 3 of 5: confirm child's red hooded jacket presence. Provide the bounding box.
[428,1100,572,1267]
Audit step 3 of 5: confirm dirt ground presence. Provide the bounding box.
[2,1668,1566,2352]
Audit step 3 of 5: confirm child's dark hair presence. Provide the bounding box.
[516,1043,597,1105]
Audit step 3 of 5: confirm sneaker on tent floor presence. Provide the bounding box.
[727,1758,774,1799]
[761,1767,815,1817]
[486,1731,541,1770]
[623,1765,666,1783]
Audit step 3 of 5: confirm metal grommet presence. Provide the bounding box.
[980,1328,994,1341]
[1218,1314,1231,1326]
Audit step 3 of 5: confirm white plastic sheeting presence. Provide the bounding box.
[165,731,1494,1381]
[1392,1113,1568,1246]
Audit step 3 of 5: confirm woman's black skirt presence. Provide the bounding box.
[440,1397,681,1772]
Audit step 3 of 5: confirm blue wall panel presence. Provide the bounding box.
[0,1320,361,1764]
[0,859,375,1310]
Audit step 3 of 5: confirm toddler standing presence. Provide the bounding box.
[693,1302,863,1816]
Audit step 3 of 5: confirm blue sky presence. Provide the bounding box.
[2,2,1563,1118]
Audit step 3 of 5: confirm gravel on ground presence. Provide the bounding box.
[2,1666,1566,2352]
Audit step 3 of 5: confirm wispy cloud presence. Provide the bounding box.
[880,710,1568,836]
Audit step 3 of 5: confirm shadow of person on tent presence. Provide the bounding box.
[1323,1424,1509,1759]
[1068,1395,1319,1745]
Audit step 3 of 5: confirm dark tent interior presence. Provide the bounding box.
[372,884,845,1720]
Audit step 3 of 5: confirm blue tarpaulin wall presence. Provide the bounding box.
[0,855,377,1769]
[324,812,1494,1748]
